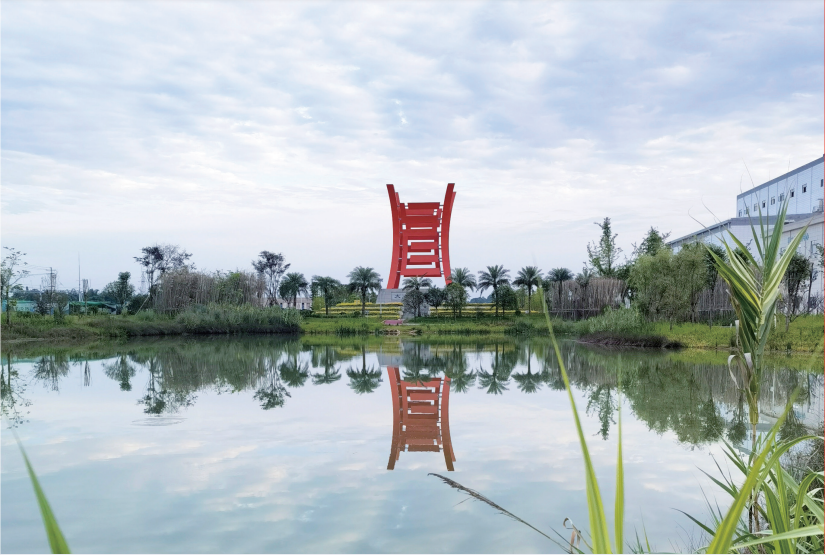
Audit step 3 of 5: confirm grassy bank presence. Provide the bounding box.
[3,306,822,354]
[1,304,301,342]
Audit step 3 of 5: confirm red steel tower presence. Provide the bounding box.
[385,183,455,289]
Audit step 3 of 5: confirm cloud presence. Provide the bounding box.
[1,1,822,287]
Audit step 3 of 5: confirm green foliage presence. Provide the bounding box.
[252,251,290,306]
[425,286,446,311]
[311,275,343,315]
[347,266,381,315]
[704,243,727,290]
[477,265,510,316]
[450,267,477,291]
[403,289,427,317]
[15,437,71,553]
[783,252,813,325]
[514,266,542,314]
[445,283,468,317]
[1,247,30,326]
[101,272,134,312]
[629,245,707,324]
[587,217,622,277]
[632,226,671,258]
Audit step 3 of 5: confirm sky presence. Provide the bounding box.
[2,0,823,291]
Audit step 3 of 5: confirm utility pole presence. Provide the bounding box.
[78,255,82,301]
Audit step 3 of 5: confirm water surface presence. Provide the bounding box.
[2,337,822,553]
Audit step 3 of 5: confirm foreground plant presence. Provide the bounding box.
[14,434,70,553]
[706,197,808,444]
[684,433,824,554]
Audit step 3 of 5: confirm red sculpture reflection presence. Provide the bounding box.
[386,367,456,471]
[386,183,456,289]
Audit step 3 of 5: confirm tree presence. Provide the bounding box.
[703,243,728,327]
[403,289,427,317]
[495,285,519,313]
[782,252,812,331]
[587,217,622,277]
[477,265,510,316]
[678,242,709,322]
[547,267,573,310]
[135,244,193,298]
[632,227,671,258]
[311,276,343,315]
[1,247,29,325]
[425,286,446,313]
[347,266,381,316]
[450,268,477,292]
[445,282,468,317]
[513,266,542,314]
[402,277,432,291]
[102,272,135,314]
[279,272,309,308]
[574,267,592,320]
[252,251,290,306]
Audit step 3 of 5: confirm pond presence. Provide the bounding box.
[2,337,822,553]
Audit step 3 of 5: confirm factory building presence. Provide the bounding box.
[668,155,824,312]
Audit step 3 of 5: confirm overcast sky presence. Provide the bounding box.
[2,0,823,291]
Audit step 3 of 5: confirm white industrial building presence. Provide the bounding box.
[668,155,824,311]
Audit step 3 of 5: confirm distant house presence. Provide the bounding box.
[276,297,312,310]
[1,300,37,313]
[68,301,118,314]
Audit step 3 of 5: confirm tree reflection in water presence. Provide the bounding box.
[1,352,31,428]
[346,345,382,394]
[5,337,820,449]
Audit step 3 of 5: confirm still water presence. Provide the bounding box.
[2,337,822,553]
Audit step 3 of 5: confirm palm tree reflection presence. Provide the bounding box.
[347,345,382,394]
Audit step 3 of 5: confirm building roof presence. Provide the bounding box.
[667,213,814,246]
[736,155,825,200]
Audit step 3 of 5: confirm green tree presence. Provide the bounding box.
[495,285,519,313]
[135,244,193,299]
[1,248,29,326]
[449,267,477,292]
[347,266,381,316]
[678,242,709,322]
[252,251,290,306]
[782,252,812,331]
[445,282,468,317]
[513,265,542,314]
[575,267,592,320]
[547,267,573,310]
[425,286,446,313]
[402,277,432,291]
[403,289,427,317]
[102,272,135,314]
[632,227,671,258]
[587,217,622,277]
[311,276,343,315]
[478,265,510,316]
[278,272,309,308]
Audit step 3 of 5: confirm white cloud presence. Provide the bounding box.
[1,1,822,288]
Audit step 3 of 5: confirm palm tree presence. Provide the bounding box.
[279,355,310,388]
[477,265,510,316]
[548,267,573,312]
[279,272,309,308]
[450,267,477,292]
[574,267,592,320]
[513,266,542,314]
[311,275,342,315]
[402,277,432,291]
[347,266,382,315]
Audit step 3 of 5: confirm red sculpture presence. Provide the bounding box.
[386,183,455,289]
[386,366,455,471]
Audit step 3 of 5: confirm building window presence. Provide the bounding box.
[780,193,785,201]
[790,189,795,197]
[821,179,823,188]
[803,184,807,193]
[738,210,742,217]
[771,197,775,205]
[761,200,766,208]
[753,203,758,211]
